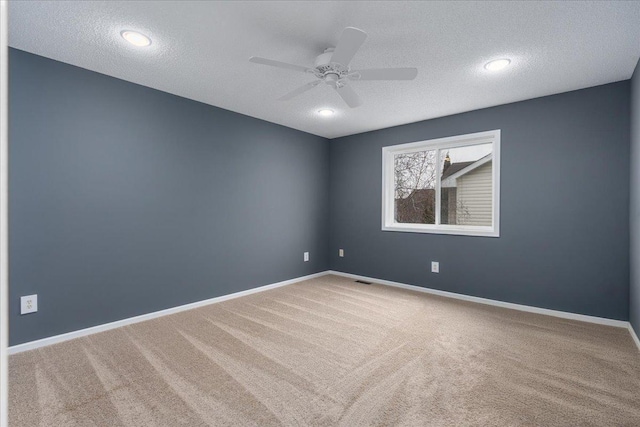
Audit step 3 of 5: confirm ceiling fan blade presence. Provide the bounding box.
[279,80,322,101]
[350,68,418,81]
[330,27,367,66]
[249,56,310,73]
[335,83,362,108]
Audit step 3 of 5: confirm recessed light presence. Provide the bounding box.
[317,109,334,117]
[121,30,151,47]
[484,58,511,71]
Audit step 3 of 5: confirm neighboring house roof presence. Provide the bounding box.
[441,154,492,188]
[441,161,474,180]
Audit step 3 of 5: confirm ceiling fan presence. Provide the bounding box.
[249,27,418,108]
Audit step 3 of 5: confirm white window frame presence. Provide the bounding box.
[382,129,500,237]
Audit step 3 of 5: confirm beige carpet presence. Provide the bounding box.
[9,274,640,426]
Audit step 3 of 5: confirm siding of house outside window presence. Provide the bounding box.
[457,161,493,226]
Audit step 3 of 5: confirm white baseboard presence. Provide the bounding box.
[10,270,636,355]
[629,324,640,352]
[327,270,630,329]
[9,271,329,355]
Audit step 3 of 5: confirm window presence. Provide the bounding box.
[382,130,500,237]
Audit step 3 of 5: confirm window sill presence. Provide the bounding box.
[382,223,499,237]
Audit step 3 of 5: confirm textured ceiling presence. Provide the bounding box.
[9,1,640,139]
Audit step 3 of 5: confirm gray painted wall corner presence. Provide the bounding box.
[631,57,640,333]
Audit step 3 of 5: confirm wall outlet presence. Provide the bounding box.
[21,294,38,314]
[339,249,344,257]
[304,252,309,262]
[431,261,440,273]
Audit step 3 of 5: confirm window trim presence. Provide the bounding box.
[381,129,500,237]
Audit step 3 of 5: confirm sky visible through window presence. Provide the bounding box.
[444,143,492,164]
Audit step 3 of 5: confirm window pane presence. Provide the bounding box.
[440,143,493,226]
[394,150,436,224]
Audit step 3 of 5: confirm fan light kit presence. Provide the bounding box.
[484,58,511,71]
[121,30,151,47]
[317,109,334,117]
[249,27,418,109]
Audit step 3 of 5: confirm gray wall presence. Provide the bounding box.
[329,82,630,320]
[9,49,329,346]
[631,59,640,332]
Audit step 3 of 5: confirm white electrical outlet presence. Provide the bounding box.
[21,294,38,314]
[304,252,309,262]
[431,262,439,273]
[339,249,344,257]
